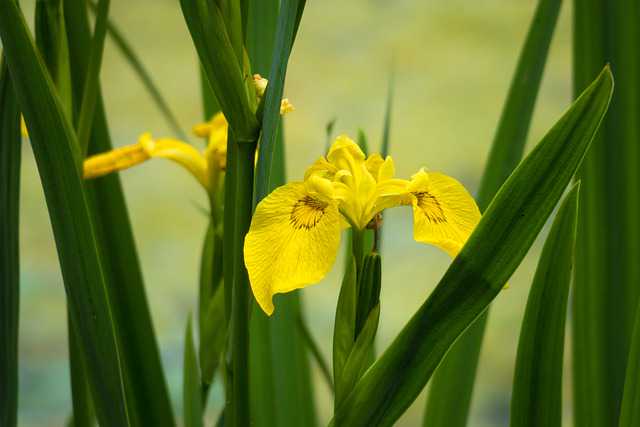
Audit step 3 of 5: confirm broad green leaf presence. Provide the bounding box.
[76,0,109,156]
[200,285,226,399]
[336,304,380,410]
[572,2,640,425]
[67,315,95,426]
[0,2,129,424]
[200,65,220,120]
[223,134,256,427]
[332,67,613,427]
[180,0,258,141]
[355,253,381,337]
[0,58,21,427]
[510,183,579,427]
[619,301,640,427]
[333,256,357,393]
[64,1,175,425]
[424,0,562,424]
[184,317,204,427]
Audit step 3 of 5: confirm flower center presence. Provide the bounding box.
[413,191,447,224]
[290,196,328,230]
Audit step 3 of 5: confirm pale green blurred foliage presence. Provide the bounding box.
[17,0,572,425]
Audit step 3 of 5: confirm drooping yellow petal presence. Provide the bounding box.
[244,182,343,315]
[408,169,481,257]
[83,133,208,189]
[83,141,150,179]
[140,133,209,188]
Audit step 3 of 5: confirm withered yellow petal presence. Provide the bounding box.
[244,182,343,315]
[409,170,481,257]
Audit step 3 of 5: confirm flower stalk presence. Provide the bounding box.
[224,135,257,427]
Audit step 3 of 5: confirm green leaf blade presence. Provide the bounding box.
[425,0,563,423]
[332,67,613,427]
[0,58,21,427]
[510,183,580,427]
[619,302,640,427]
[184,317,204,427]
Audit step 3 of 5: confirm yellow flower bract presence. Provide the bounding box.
[244,135,481,315]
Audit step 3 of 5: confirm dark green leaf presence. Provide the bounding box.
[335,304,380,410]
[0,2,129,424]
[333,256,357,391]
[67,314,95,427]
[184,317,204,427]
[223,136,256,427]
[200,285,226,398]
[76,0,110,156]
[510,183,579,427]
[572,2,640,425]
[332,67,613,427]
[619,301,640,427]
[0,58,21,427]
[424,0,562,424]
[355,253,381,338]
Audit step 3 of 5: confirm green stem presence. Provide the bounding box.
[352,228,365,280]
[224,136,256,427]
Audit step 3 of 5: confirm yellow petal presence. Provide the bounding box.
[409,169,481,257]
[83,133,209,190]
[83,141,150,179]
[244,182,343,315]
[141,133,209,189]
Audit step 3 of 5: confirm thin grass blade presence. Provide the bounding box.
[424,0,562,424]
[184,317,204,427]
[0,58,21,427]
[510,183,579,427]
[332,67,613,427]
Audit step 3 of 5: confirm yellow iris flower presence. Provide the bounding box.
[83,74,293,192]
[244,135,481,315]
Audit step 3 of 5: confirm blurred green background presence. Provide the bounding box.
[16,0,574,425]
